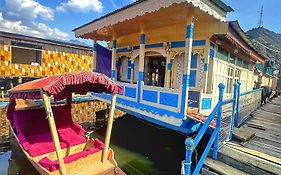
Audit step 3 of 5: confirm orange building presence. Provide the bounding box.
[0,31,93,98]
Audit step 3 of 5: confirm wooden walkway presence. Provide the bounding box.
[235,95,281,159]
[203,96,281,175]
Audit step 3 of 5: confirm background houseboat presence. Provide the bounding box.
[0,31,93,100]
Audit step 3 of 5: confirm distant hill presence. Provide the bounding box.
[246,27,281,67]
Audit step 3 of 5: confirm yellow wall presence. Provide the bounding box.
[0,44,93,77]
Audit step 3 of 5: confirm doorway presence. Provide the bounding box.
[144,53,166,87]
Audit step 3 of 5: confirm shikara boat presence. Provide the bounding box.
[7,72,125,175]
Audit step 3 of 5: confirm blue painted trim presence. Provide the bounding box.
[145,43,163,48]
[240,88,262,96]
[186,24,193,39]
[192,40,206,46]
[159,92,178,108]
[127,68,132,80]
[93,93,186,119]
[171,41,185,48]
[167,63,172,70]
[127,60,132,80]
[191,54,197,68]
[117,48,130,53]
[229,83,238,141]
[137,72,144,103]
[185,138,193,175]
[93,43,97,51]
[140,33,146,44]
[210,41,215,49]
[189,70,196,87]
[117,39,206,52]
[143,90,158,103]
[204,63,209,71]
[111,70,115,79]
[180,74,190,115]
[133,46,140,50]
[193,127,219,174]
[124,87,137,98]
[209,48,215,59]
[112,40,117,48]
[212,83,225,159]
[201,98,212,110]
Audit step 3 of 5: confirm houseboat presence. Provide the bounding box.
[73,0,267,134]
[7,72,124,175]
[0,31,93,101]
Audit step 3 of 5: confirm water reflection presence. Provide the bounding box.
[2,114,188,175]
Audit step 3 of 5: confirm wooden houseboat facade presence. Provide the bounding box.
[73,0,267,134]
[0,31,93,99]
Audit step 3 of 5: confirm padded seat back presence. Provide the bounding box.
[13,105,73,137]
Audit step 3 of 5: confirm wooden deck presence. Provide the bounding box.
[203,95,281,175]
[235,95,281,159]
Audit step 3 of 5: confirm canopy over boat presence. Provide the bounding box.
[8,72,123,100]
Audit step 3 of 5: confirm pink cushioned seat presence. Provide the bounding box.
[12,105,87,157]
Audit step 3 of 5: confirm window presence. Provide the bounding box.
[229,54,236,64]
[236,58,243,67]
[11,41,42,64]
[243,61,249,69]
[217,46,228,61]
[226,67,234,93]
[234,69,241,84]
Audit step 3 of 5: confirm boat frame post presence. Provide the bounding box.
[41,90,67,175]
[102,93,117,162]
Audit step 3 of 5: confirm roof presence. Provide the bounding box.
[210,0,233,12]
[228,21,265,62]
[73,0,233,38]
[0,31,92,51]
[8,72,123,100]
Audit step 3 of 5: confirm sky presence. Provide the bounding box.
[0,0,280,45]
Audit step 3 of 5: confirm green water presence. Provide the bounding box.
[0,115,188,175]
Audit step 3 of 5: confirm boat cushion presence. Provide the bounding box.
[12,105,86,157]
[39,139,105,172]
[27,127,87,157]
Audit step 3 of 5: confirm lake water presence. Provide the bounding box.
[0,115,189,175]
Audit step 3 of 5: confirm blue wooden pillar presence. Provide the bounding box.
[229,83,238,141]
[212,83,225,159]
[185,138,194,175]
[181,18,194,116]
[137,33,145,103]
[93,40,97,72]
[235,82,241,127]
[111,40,117,80]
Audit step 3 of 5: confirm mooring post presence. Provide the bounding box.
[229,83,238,141]
[235,82,241,127]
[185,138,194,175]
[212,83,225,160]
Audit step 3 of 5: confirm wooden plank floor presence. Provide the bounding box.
[235,96,281,159]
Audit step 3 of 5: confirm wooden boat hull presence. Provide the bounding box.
[11,128,125,175]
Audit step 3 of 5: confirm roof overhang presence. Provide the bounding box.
[211,21,265,64]
[73,0,232,40]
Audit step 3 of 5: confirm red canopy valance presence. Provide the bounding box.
[9,72,122,100]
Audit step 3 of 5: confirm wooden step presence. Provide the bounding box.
[203,157,249,175]
[217,145,281,175]
[71,160,116,175]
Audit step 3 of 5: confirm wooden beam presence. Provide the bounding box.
[41,91,67,175]
[102,93,117,162]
